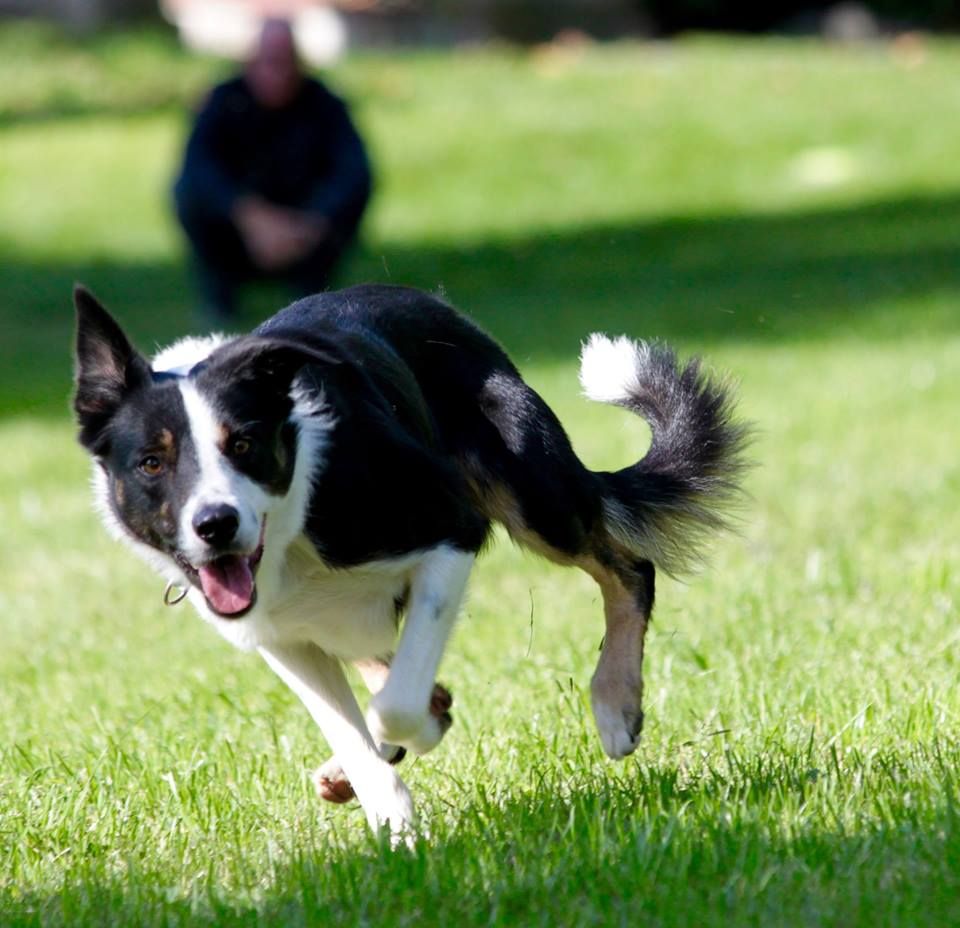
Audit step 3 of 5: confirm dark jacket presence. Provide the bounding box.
[174,75,372,229]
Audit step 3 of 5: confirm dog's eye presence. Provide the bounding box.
[230,437,253,456]
[138,455,164,477]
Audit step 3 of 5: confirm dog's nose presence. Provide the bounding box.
[193,504,240,547]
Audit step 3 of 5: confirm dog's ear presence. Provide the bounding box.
[198,336,342,398]
[73,285,152,449]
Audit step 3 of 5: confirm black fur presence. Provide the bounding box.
[596,342,751,574]
[75,283,748,575]
[73,283,750,771]
[254,286,604,562]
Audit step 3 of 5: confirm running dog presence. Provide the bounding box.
[72,283,748,837]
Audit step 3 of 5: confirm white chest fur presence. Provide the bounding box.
[191,536,421,659]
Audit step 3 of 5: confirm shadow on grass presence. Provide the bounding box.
[6,774,959,927]
[4,192,959,419]
[0,99,194,131]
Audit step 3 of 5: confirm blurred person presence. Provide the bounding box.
[173,17,372,322]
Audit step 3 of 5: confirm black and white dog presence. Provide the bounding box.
[73,283,747,837]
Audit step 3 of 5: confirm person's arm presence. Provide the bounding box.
[302,95,373,229]
[173,85,247,221]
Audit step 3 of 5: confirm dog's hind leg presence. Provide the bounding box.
[581,556,654,759]
[456,368,654,760]
[314,657,455,804]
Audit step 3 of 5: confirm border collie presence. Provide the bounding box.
[73,283,748,838]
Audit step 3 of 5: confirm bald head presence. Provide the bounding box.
[246,18,302,109]
[258,18,295,59]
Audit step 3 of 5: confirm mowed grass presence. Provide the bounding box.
[1,23,960,926]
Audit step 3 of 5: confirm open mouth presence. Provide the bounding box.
[177,522,265,619]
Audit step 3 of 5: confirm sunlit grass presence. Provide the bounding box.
[1,23,959,927]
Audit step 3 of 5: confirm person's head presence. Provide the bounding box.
[245,18,302,109]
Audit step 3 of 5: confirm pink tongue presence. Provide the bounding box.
[198,556,254,615]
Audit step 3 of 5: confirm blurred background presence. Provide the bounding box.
[4,0,959,41]
[0,0,958,417]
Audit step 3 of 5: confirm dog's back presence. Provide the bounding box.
[257,284,604,557]
[256,285,749,760]
[260,283,747,573]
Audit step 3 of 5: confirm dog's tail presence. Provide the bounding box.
[579,334,751,576]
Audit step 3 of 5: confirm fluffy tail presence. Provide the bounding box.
[579,334,751,576]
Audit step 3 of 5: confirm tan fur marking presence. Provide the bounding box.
[114,478,125,506]
[158,500,175,536]
[459,446,648,755]
[353,657,391,694]
[588,565,646,695]
[578,555,649,757]
[463,466,577,564]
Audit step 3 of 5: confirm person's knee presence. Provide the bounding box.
[176,205,244,270]
[174,188,214,238]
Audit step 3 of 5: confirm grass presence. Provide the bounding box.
[1,22,960,926]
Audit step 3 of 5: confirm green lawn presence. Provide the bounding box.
[1,23,959,927]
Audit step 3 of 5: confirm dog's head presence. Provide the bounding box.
[72,286,335,619]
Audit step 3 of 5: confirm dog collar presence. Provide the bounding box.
[163,580,188,606]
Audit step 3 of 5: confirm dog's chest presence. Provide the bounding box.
[253,538,416,659]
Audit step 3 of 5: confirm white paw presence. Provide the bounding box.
[403,713,445,755]
[367,683,454,756]
[367,691,428,747]
[366,780,417,847]
[591,698,644,759]
[315,752,417,844]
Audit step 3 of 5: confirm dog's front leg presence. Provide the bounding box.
[367,545,474,755]
[314,657,456,804]
[258,641,415,838]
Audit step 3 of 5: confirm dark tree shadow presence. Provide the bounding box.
[5,192,959,420]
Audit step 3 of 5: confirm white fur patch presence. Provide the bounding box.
[579,333,643,405]
[367,546,473,749]
[174,373,337,649]
[591,698,642,759]
[152,334,232,377]
[176,380,267,566]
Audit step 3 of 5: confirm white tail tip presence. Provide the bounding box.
[579,333,642,404]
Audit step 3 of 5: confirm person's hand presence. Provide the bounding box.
[233,197,329,270]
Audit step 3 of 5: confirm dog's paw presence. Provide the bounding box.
[403,682,454,754]
[367,683,454,756]
[402,714,445,755]
[314,758,418,846]
[591,698,644,759]
[430,682,453,718]
[590,666,644,759]
[313,758,355,804]
[367,694,424,747]
[313,745,408,804]
[364,775,418,847]
[429,682,454,740]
